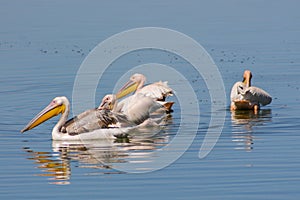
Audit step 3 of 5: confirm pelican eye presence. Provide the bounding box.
[52,99,62,105]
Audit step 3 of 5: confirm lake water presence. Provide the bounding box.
[1,0,300,199]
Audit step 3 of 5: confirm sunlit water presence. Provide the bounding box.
[1,1,300,199]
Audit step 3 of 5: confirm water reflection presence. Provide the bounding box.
[231,109,272,151]
[23,127,171,185]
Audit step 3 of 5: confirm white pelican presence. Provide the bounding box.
[21,96,133,140]
[116,73,174,112]
[99,94,165,127]
[115,93,165,125]
[230,70,272,112]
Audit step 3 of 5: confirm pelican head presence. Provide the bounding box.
[21,96,69,133]
[242,70,252,87]
[116,73,146,99]
[98,94,117,110]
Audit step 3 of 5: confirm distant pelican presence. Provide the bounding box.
[116,73,174,112]
[21,96,133,140]
[230,70,272,112]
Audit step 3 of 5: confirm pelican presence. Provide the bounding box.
[99,94,166,127]
[116,73,174,112]
[21,96,133,140]
[115,93,165,125]
[230,70,272,112]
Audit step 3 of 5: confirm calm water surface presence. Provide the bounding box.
[1,1,300,199]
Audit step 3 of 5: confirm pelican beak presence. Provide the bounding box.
[98,101,106,110]
[116,80,138,99]
[21,100,65,133]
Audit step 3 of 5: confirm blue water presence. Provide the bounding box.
[1,0,300,199]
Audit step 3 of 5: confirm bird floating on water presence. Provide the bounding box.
[230,70,272,112]
[21,96,134,140]
[116,73,174,112]
[21,89,167,140]
[99,93,165,126]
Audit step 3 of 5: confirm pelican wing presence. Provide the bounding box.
[62,109,130,135]
[230,81,245,101]
[243,86,272,106]
[138,81,173,101]
[116,93,163,125]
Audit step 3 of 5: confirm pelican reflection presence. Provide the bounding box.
[231,109,272,151]
[23,127,171,184]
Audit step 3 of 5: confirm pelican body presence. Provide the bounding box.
[230,70,272,112]
[114,93,164,125]
[21,96,132,140]
[99,93,166,127]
